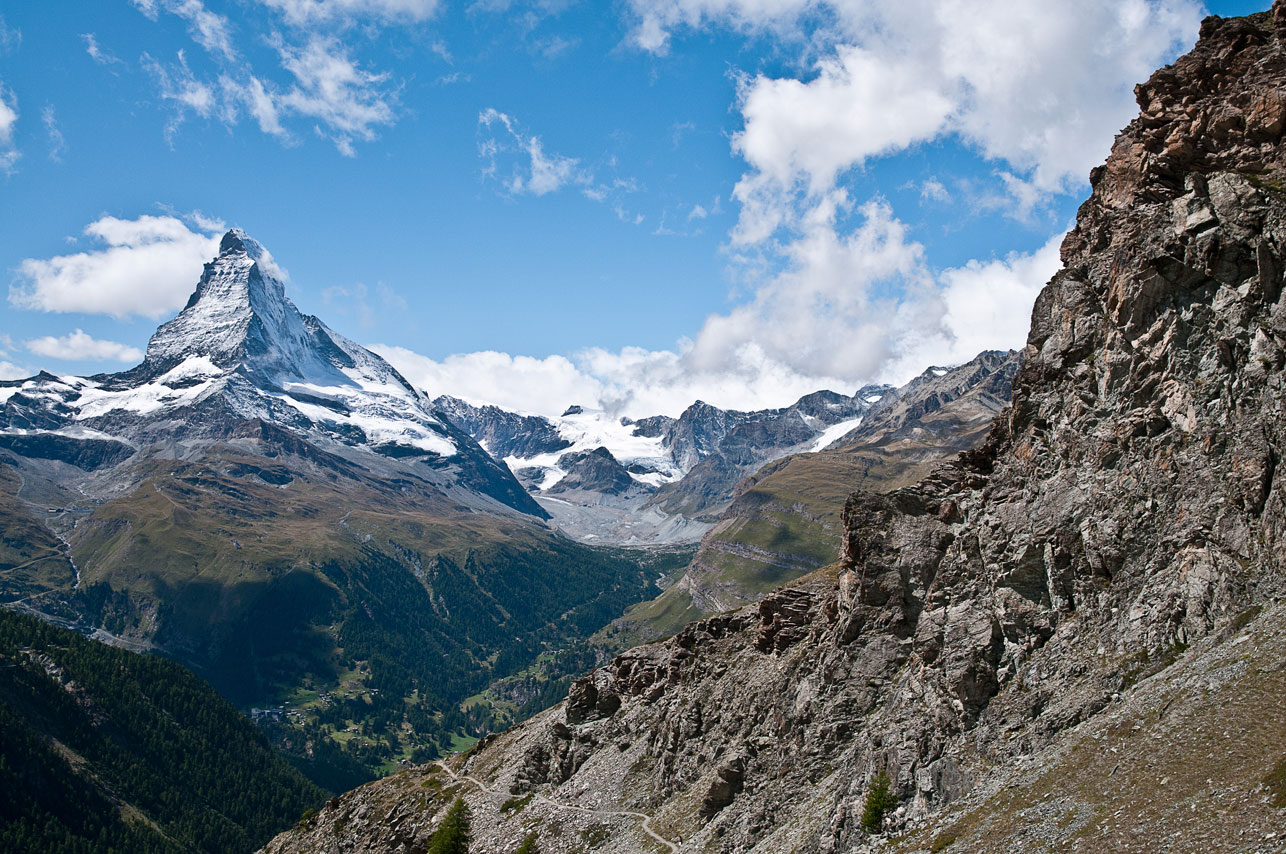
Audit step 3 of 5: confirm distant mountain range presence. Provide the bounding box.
[433,370,1008,544]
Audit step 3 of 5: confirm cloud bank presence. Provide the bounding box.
[10,215,221,319]
[378,207,1061,419]
[26,329,144,363]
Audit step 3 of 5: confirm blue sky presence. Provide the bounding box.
[0,0,1268,416]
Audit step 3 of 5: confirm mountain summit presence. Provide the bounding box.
[1,229,543,518]
[142,230,417,403]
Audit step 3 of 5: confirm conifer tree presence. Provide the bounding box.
[860,770,898,834]
[428,798,472,854]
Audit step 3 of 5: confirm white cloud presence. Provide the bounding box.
[376,212,1062,419]
[377,348,605,418]
[222,74,288,138]
[731,44,954,243]
[186,210,227,233]
[133,0,236,60]
[10,214,221,319]
[572,0,1190,417]
[920,177,948,203]
[479,108,589,196]
[82,33,123,66]
[0,335,28,380]
[42,105,65,162]
[143,51,218,141]
[26,330,144,364]
[132,0,400,156]
[691,197,930,379]
[915,231,1063,370]
[257,0,443,25]
[0,81,19,173]
[636,0,1200,243]
[141,38,396,155]
[275,37,397,156]
[0,15,21,54]
[625,0,810,53]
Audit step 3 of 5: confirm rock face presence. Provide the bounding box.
[432,395,572,460]
[262,8,1286,853]
[546,447,640,498]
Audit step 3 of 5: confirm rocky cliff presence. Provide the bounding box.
[263,6,1286,852]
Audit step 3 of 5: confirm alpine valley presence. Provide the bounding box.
[0,226,1013,807]
[5,4,1286,854]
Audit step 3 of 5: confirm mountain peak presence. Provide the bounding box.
[141,231,308,378]
[219,227,261,256]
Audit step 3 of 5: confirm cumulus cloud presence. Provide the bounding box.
[632,0,1200,240]
[377,348,607,417]
[26,330,144,364]
[378,342,858,419]
[10,214,221,319]
[535,0,1190,416]
[376,211,1063,419]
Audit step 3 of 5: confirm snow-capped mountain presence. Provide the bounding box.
[431,385,895,542]
[430,352,1021,544]
[0,229,541,518]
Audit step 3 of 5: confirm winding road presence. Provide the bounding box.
[434,760,679,853]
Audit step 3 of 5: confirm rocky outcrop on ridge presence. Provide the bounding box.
[263,7,1286,853]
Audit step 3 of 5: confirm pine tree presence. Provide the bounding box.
[860,770,898,834]
[428,798,472,854]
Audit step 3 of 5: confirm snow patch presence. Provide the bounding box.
[158,356,225,384]
[810,417,863,453]
[75,378,220,419]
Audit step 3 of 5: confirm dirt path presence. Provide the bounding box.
[435,761,679,853]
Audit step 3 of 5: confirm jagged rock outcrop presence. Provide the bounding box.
[263,8,1286,853]
[546,447,640,497]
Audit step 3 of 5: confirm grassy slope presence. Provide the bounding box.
[0,466,76,599]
